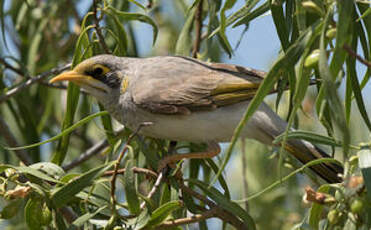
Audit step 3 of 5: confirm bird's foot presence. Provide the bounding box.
[157,142,221,172]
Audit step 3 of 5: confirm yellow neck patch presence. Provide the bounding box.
[121,77,129,93]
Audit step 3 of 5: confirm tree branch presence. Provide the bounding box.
[0,64,71,104]
[343,44,371,68]
[93,0,111,54]
[154,207,218,229]
[62,139,109,171]
[104,167,158,179]
[0,58,25,76]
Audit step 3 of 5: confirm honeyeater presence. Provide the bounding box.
[50,55,343,183]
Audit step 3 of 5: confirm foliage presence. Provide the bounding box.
[0,0,370,229]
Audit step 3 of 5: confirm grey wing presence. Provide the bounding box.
[131,56,266,115]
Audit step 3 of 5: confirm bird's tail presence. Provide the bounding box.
[253,103,343,183]
[283,138,343,183]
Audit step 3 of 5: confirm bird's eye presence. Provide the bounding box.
[92,67,103,76]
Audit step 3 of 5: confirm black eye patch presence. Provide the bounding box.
[92,67,103,76]
[86,68,105,81]
[85,68,120,89]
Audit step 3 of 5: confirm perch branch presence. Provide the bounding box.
[0,64,71,104]
[155,207,218,229]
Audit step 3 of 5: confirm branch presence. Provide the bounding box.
[104,167,158,179]
[62,139,109,171]
[0,64,71,104]
[0,116,32,165]
[343,44,371,68]
[140,140,177,210]
[0,58,25,76]
[154,207,218,229]
[93,0,111,54]
[192,0,203,58]
[140,168,166,209]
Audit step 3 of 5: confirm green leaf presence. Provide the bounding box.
[104,10,128,56]
[246,158,340,202]
[0,199,23,219]
[233,1,270,28]
[51,161,114,208]
[145,200,183,227]
[218,0,237,56]
[6,111,109,151]
[189,179,256,229]
[346,43,371,131]
[108,6,158,45]
[274,130,342,147]
[30,162,65,180]
[69,206,107,229]
[24,199,47,230]
[123,159,140,215]
[27,18,48,75]
[0,164,61,184]
[98,103,115,145]
[175,8,196,56]
[329,0,354,79]
[319,6,350,159]
[51,13,96,165]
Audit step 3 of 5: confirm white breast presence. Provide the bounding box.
[115,96,287,145]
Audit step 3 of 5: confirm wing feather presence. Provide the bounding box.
[132,56,266,115]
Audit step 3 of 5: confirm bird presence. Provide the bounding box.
[49,55,343,183]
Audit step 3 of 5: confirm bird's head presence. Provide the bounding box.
[50,55,127,100]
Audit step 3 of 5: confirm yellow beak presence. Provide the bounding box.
[49,70,110,93]
[49,70,91,84]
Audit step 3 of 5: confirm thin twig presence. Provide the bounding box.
[139,140,177,210]
[154,207,218,229]
[140,168,166,209]
[0,117,32,165]
[104,167,158,179]
[192,0,203,58]
[62,139,109,171]
[343,44,371,68]
[0,58,25,76]
[110,122,152,208]
[93,0,111,54]
[0,64,71,104]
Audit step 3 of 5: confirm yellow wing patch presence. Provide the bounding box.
[121,77,129,93]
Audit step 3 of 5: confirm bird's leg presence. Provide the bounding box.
[157,141,221,172]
